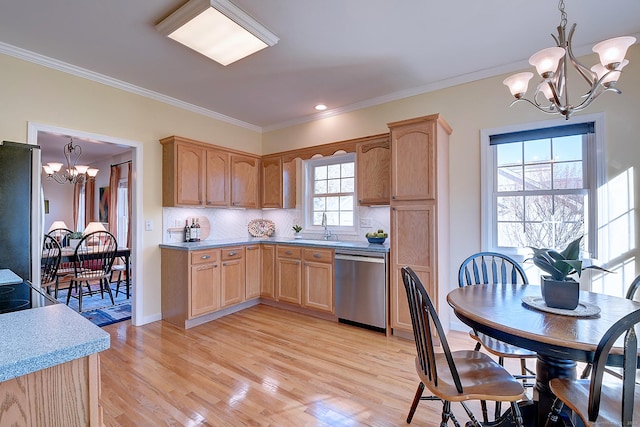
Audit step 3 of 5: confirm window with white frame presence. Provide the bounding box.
[481,116,604,258]
[305,153,356,230]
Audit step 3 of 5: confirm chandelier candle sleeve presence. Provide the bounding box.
[502,0,636,119]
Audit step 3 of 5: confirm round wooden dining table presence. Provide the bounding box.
[447,283,640,427]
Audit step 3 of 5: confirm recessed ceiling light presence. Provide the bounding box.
[315,104,327,111]
[156,0,279,66]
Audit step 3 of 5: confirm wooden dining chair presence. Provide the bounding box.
[41,234,61,296]
[66,231,118,312]
[546,307,640,426]
[401,266,526,427]
[48,227,73,247]
[580,274,640,380]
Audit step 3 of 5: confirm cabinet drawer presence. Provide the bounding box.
[191,250,218,265]
[277,246,302,259]
[221,247,244,260]
[304,248,333,263]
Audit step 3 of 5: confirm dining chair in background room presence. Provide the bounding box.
[580,274,640,380]
[47,227,72,247]
[41,234,61,296]
[110,256,130,299]
[401,266,526,427]
[546,307,640,426]
[66,231,118,312]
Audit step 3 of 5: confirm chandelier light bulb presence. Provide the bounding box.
[42,164,54,175]
[591,59,628,87]
[47,162,63,172]
[503,72,534,98]
[539,83,555,102]
[592,36,636,68]
[529,47,565,78]
[75,165,90,174]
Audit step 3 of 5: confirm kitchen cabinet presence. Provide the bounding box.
[190,249,221,317]
[357,134,390,206]
[221,247,245,307]
[230,155,260,208]
[261,244,276,299]
[276,245,302,305]
[388,114,451,336]
[245,245,261,300]
[261,156,283,208]
[302,248,334,313]
[160,136,259,208]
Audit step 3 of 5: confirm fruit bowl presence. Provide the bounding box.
[366,236,386,244]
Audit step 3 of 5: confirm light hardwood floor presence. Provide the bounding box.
[100,304,529,426]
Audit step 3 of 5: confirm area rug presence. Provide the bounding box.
[56,283,132,327]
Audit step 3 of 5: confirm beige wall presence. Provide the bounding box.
[264,45,640,296]
[0,53,261,323]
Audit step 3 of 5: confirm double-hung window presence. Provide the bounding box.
[481,116,604,258]
[304,153,356,231]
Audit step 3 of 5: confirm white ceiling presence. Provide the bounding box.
[1,0,639,135]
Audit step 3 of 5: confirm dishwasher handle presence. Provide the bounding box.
[335,254,385,264]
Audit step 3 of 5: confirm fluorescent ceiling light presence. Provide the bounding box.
[157,0,279,66]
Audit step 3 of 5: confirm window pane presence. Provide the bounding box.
[524,195,553,222]
[326,196,339,211]
[553,161,583,189]
[340,196,353,211]
[497,166,523,191]
[497,196,523,221]
[313,197,325,211]
[327,179,340,193]
[341,177,354,192]
[524,223,552,248]
[327,164,341,179]
[342,162,354,177]
[524,164,552,190]
[314,180,327,194]
[497,142,522,167]
[313,211,324,226]
[315,165,327,180]
[326,211,339,226]
[524,138,551,164]
[340,211,353,226]
[497,222,523,247]
[553,135,582,162]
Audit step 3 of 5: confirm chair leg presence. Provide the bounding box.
[510,402,524,427]
[114,270,123,297]
[103,278,115,305]
[441,400,462,427]
[480,400,489,424]
[580,363,592,379]
[407,382,424,423]
[66,281,74,305]
[78,283,83,312]
[544,398,564,427]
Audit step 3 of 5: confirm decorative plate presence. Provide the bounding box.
[247,219,276,237]
[521,296,601,317]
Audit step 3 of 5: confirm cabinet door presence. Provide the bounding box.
[261,245,276,299]
[261,156,282,208]
[276,258,302,305]
[176,143,205,206]
[390,121,435,201]
[230,155,260,208]
[303,261,334,313]
[390,203,435,332]
[282,159,296,209]
[245,245,261,300]
[190,262,220,317]
[205,149,229,207]
[221,258,245,307]
[357,136,390,205]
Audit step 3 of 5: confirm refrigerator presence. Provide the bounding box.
[0,140,45,312]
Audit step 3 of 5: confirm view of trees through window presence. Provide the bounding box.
[495,134,587,250]
[310,157,355,227]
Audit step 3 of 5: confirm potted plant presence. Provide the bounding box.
[68,231,84,249]
[292,225,303,239]
[530,236,609,309]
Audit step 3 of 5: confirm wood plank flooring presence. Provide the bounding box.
[99,304,528,426]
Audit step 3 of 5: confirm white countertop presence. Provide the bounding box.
[0,304,110,382]
[0,269,23,286]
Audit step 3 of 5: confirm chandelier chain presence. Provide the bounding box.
[558,0,567,29]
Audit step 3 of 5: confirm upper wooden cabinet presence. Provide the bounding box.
[230,155,260,208]
[356,134,390,206]
[160,136,260,208]
[261,155,283,208]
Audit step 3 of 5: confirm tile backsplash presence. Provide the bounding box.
[163,206,390,244]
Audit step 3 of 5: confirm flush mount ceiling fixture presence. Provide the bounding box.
[156,0,279,66]
[503,0,636,120]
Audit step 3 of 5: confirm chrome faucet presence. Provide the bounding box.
[322,212,332,240]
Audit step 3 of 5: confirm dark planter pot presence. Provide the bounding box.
[541,276,580,310]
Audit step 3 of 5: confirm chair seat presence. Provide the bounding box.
[417,350,526,403]
[470,331,537,358]
[549,377,640,426]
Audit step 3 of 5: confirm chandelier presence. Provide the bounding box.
[503,0,636,120]
[42,138,99,184]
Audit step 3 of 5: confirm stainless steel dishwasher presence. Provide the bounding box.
[334,249,388,333]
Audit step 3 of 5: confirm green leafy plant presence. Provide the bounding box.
[529,236,609,281]
[69,231,83,239]
[292,225,303,233]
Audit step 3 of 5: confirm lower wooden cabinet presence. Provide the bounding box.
[261,244,276,299]
[302,248,334,313]
[276,245,302,305]
[190,251,221,317]
[221,247,245,307]
[245,245,261,300]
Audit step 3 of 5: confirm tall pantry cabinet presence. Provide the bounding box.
[388,114,451,336]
